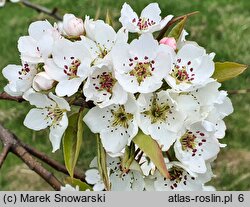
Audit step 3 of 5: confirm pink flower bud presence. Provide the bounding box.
[159,37,177,50]
[63,14,84,36]
[33,72,54,91]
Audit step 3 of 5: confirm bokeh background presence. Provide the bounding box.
[0,0,249,190]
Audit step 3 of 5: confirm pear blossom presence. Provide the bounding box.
[107,156,144,191]
[24,92,70,152]
[44,38,92,97]
[119,3,173,34]
[60,184,80,191]
[18,20,61,63]
[174,122,221,173]
[2,63,37,96]
[136,90,185,151]
[165,43,215,92]
[83,65,127,108]
[81,17,128,66]
[112,33,174,93]
[62,13,84,36]
[83,96,138,154]
[32,71,54,91]
[153,162,206,191]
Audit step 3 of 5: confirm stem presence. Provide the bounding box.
[0,92,95,108]
[21,142,85,182]
[157,11,199,41]
[228,89,250,95]
[0,124,62,190]
[0,144,11,169]
[20,0,63,21]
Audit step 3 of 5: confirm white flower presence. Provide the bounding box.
[62,14,84,36]
[112,34,174,93]
[119,2,173,34]
[2,63,37,96]
[83,65,127,108]
[60,184,79,191]
[83,96,138,154]
[153,162,205,191]
[24,92,70,152]
[107,156,144,191]
[0,0,19,7]
[174,122,221,173]
[136,90,185,151]
[18,20,60,63]
[32,71,54,91]
[85,169,105,191]
[44,38,92,97]
[81,17,128,66]
[165,43,215,92]
[169,81,229,126]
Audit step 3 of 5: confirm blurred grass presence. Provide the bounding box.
[0,0,249,190]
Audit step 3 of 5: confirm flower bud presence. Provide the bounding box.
[63,14,84,36]
[159,37,177,50]
[32,72,54,91]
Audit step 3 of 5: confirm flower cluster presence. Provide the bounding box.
[2,2,234,191]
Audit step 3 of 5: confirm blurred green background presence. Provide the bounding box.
[0,0,249,190]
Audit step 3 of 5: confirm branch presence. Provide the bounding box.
[21,142,86,182]
[20,0,63,21]
[0,92,95,108]
[157,11,199,41]
[0,92,24,102]
[0,124,62,190]
[228,89,250,95]
[0,144,11,169]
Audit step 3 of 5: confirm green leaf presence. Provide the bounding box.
[213,62,248,82]
[97,135,110,190]
[63,109,84,178]
[105,9,113,26]
[64,177,92,191]
[133,130,170,179]
[168,16,187,41]
[122,142,135,172]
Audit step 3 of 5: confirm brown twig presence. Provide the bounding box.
[21,142,85,181]
[0,124,62,190]
[0,144,11,169]
[0,91,95,108]
[20,0,63,21]
[228,89,250,95]
[157,11,199,41]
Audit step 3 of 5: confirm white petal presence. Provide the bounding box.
[28,20,53,40]
[49,93,70,111]
[140,3,161,23]
[27,92,56,108]
[55,78,83,97]
[24,108,51,130]
[85,169,101,184]
[49,113,68,152]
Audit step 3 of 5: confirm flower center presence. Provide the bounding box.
[133,17,156,30]
[128,56,154,85]
[180,130,207,156]
[18,63,31,79]
[111,106,133,128]
[63,57,81,79]
[143,94,170,124]
[46,107,65,126]
[170,59,195,84]
[98,72,116,93]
